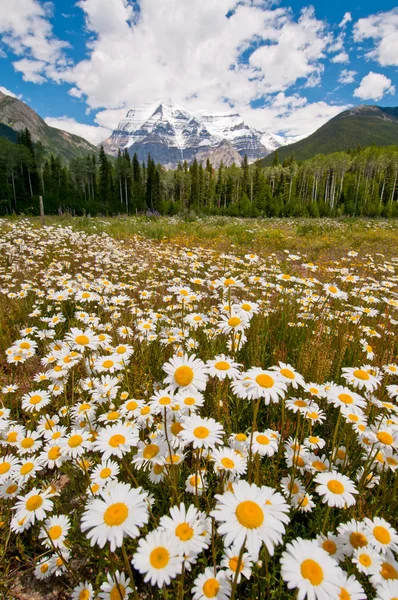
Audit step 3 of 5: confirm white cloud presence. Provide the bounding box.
[331,52,349,64]
[44,116,111,145]
[55,0,334,127]
[353,9,398,67]
[240,94,350,137]
[0,0,69,81]
[354,71,395,101]
[0,85,22,99]
[339,13,352,28]
[339,69,357,84]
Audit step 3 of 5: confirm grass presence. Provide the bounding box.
[0,216,397,600]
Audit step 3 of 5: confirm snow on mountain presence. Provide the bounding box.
[101,102,288,168]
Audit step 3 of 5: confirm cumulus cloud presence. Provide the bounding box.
[0,85,22,99]
[338,69,357,85]
[44,116,111,145]
[331,52,349,64]
[339,12,352,28]
[353,9,398,67]
[354,72,395,101]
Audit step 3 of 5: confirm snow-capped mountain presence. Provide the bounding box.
[101,102,286,168]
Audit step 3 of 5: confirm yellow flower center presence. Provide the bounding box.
[29,394,42,405]
[203,578,220,598]
[40,564,49,573]
[353,369,370,381]
[149,546,169,569]
[126,401,138,411]
[377,432,394,446]
[143,444,160,459]
[327,480,345,494]
[0,462,11,474]
[174,366,194,387]
[350,532,368,549]
[107,411,120,420]
[221,457,235,469]
[175,522,194,541]
[100,467,112,479]
[312,460,327,471]
[79,590,90,600]
[6,484,18,494]
[228,317,241,327]
[235,433,247,441]
[49,525,63,540]
[381,562,398,580]
[373,526,391,545]
[255,374,274,388]
[359,554,372,567]
[309,436,319,443]
[328,286,338,294]
[193,426,210,439]
[229,556,243,572]
[280,368,295,379]
[68,434,83,448]
[75,335,90,346]
[109,434,125,448]
[322,540,337,555]
[339,588,350,600]
[214,361,230,371]
[26,495,43,511]
[159,396,172,405]
[184,397,196,406]
[103,502,128,526]
[20,462,34,475]
[256,435,270,445]
[295,400,308,407]
[48,446,61,460]
[141,406,150,415]
[338,393,353,405]
[153,464,164,475]
[171,422,184,435]
[102,360,114,369]
[235,500,264,529]
[110,584,126,600]
[300,559,324,586]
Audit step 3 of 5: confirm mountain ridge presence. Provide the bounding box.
[101,102,285,168]
[260,105,398,165]
[0,91,99,161]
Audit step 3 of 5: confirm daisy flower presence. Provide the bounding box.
[132,440,168,470]
[99,571,132,600]
[270,362,305,389]
[185,472,208,496]
[17,457,44,482]
[0,480,21,500]
[352,547,383,575]
[192,567,231,600]
[92,424,139,460]
[341,366,381,392]
[217,312,249,335]
[71,581,94,600]
[81,481,149,551]
[211,447,247,476]
[206,355,242,381]
[60,429,92,458]
[65,328,99,351]
[90,459,120,486]
[338,573,366,600]
[251,431,279,457]
[280,538,343,600]
[233,368,287,403]
[326,386,366,410]
[370,556,398,587]
[39,514,71,548]
[337,519,370,556]
[364,517,398,555]
[163,353,208,392]
[316,533,345,562]
[211,480,290,561]
[220,548,253,583]
[13,487,53,525]
[34,556,52,581]
[21,390,51,413]
[0,455,20,482]
[159,502,209,556]
[175,390,205,413]
[315,471,358,508]
[375,580,398,600]
[181,416,224,449]
[131,528,182,588]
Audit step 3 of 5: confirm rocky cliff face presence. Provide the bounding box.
[101,102,285,167]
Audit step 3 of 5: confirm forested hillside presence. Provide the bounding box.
[0,129,397,217]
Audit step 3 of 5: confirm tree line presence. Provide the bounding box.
[0,129,397,217]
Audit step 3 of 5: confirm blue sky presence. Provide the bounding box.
[0,0,397,143]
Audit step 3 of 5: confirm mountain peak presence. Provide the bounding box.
[101,102,285,168]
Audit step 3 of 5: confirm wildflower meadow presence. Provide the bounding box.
[0,216,398,600]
